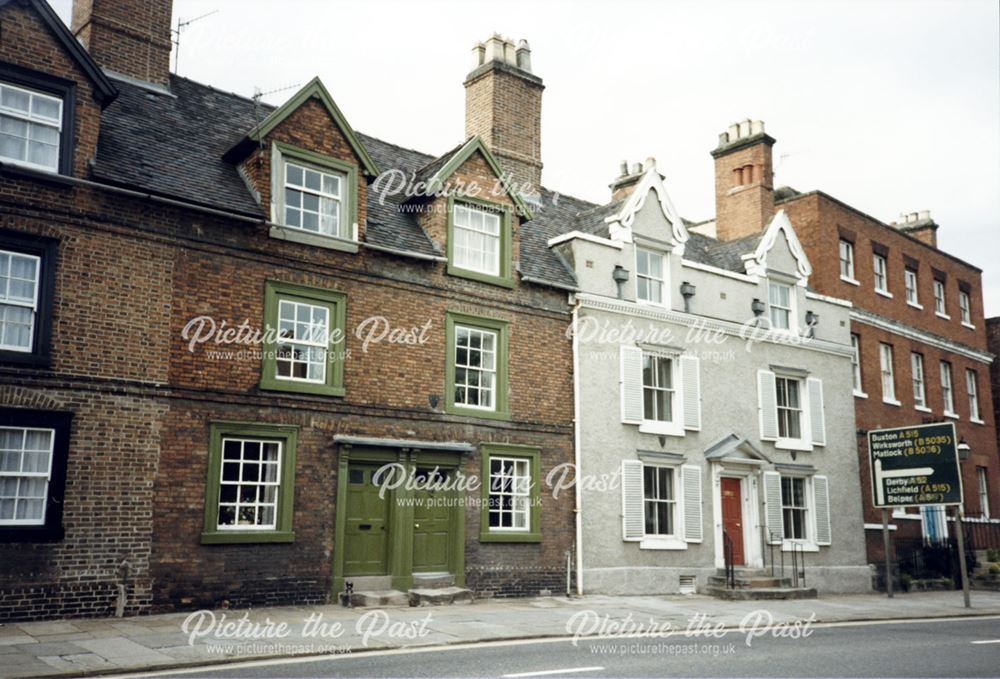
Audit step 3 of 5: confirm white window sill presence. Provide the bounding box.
[893,511,922,520]
[853,390,868,399]
[840,276,860,286]
[639,421,685,437]
[935,312,951,320]
[639,537,687,550]
[906,300,923,309]
[915,405,932,413]
[636,299,670,310]
[882,397,902,407]
[269,224,359,253]
[962,322,976,330]
[864,522,897,531]
[781,541,819,553]
[775,438,813,452]
[971,417,985,425]
[875,289,893,298]
[944,411,959,420]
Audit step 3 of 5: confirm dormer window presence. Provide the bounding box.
[0,81,62,173]
[768,281,794,330]
[452,203,501,276]
[446,199,513,288]
[636,247,665,305]
[268,142,359,253]
[284,163,342,237]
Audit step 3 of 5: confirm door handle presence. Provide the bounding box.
[359,524,372,530]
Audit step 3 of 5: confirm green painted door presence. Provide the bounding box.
[343,464,390,576]
[412,468,453,573]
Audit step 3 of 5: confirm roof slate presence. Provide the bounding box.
[91,74,757,288]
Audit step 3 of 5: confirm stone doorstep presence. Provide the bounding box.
[703,585,819,600]
[408,587,474,607]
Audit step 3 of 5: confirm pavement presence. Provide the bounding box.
[1,590,999,678]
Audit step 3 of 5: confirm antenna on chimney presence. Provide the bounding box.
[172,9,219,75]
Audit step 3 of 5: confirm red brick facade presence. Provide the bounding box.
[710,123,999,568]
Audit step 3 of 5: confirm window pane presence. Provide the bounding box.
[1,87,30,113]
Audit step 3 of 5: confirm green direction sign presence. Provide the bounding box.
[868,422,963,508]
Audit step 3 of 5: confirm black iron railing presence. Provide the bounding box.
[723,531,736,589]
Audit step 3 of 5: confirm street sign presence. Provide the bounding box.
[867,422,963,508]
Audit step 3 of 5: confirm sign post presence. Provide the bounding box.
[867,422,967,605]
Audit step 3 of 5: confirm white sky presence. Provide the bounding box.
[52,0,1000,315]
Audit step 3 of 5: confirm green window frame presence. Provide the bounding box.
[270,141,360,253]
[445,311,509,420]
[201,421,298,544]
[479,444,541,543]
[260,280,347,397]
[446,196,514,288]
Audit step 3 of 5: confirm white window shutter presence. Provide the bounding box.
[681,464,702,543]
[814,475,832,545]
[680,355,701,431]
[807,377,826,447]
[763,471,784,543]
[757,370,778,440]
[621,460,644,541]
[620,346,644,424]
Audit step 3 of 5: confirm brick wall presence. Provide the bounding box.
[71,0,172,87]
[0,2,104,178]
[712,135,775,241]
[464,62,543,193]
[781,191,1000,565]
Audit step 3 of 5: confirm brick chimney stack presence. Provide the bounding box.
[891,211,938,248]
[71,0,173,88]
[712,119,775,241]
[610,159,655,202]
[464,34,544,196]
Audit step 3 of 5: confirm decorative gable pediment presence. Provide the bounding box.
[224,77,378,177]
[604,162,689,254]
[413,136,534,221]
[741,210,812,283]
[704,433,771,464]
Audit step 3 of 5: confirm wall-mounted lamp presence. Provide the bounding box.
[805,310,820,338]
[612,265,629,300]
[958,437,971,461]
[680,281,696,313]
[751,298,766,317]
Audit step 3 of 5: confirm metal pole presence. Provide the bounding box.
[954,505,971,609]
[882,508,893,598]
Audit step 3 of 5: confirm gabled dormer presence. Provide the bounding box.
[223,77,378,254]
[743,210,813,335]
[0,0,117,179]
[407,136,532,288]
[550,160,689,306]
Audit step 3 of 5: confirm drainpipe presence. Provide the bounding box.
[115,560,130,618]
[571,298,584,596]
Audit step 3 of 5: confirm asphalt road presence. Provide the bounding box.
[143,617,1000,678]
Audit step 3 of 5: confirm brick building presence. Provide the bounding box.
[0,0,579,620]
[695,120,999,567]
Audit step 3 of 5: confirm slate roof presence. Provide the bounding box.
[91,74,757,289]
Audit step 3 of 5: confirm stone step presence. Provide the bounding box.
[704,585,818,601]
[707,575,792,589]
[412,572,455,589]
[408,586,474,606]
[345,589,409,607]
